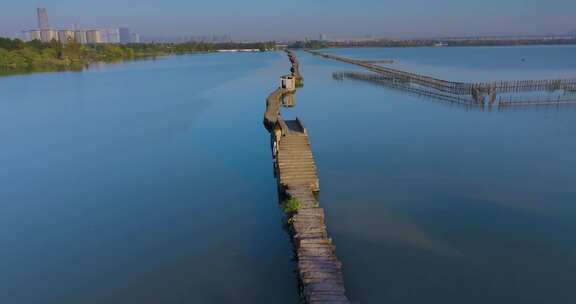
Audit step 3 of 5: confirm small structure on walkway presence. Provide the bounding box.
[281,75,297,91]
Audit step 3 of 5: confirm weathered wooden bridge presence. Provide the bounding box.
[309,49,576,104]
[263,51,351,304]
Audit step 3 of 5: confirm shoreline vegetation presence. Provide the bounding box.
[2,35,575,76]
[0,37,275,75]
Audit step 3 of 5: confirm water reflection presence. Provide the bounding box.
[281,93,295,108]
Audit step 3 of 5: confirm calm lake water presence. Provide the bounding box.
[1,46,576,304]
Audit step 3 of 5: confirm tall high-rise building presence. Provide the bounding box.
[37,8,49,30]
[119,28,132,44]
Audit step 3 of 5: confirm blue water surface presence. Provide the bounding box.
[1,46,575,304]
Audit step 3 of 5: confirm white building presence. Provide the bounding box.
[86,30,104,44]
[21,30,42,42]
[98,28,121,44]
[131,33,140,43]
[40,29,58,42]
[74,30,88,44]
[281,75,296,91]
[58,30,75,43]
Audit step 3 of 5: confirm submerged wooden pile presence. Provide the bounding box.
[263,51,351,304]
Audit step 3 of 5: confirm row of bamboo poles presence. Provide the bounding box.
[334,71,576,108]
[309,50,576,96]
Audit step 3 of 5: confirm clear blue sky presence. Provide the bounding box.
[1,0,575,40]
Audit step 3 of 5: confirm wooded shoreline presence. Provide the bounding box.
[290,38,576,49]
[0,37,275,75]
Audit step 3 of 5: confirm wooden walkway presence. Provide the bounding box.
[288,186,349,304]
[276,119,320,195]
[264,51,351,304]
[287,50,303,81]
[264,87,288,130]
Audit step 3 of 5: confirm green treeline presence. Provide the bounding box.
[289,38,576,49]
[0,37,276,73]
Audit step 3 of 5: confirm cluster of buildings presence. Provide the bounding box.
[20,8,140,44]
[140,34,233,43]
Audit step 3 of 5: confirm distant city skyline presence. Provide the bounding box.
[1,1,575,40]
[16,8,138,44]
